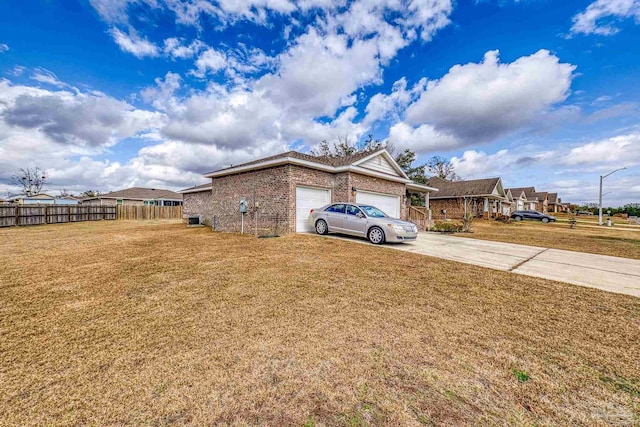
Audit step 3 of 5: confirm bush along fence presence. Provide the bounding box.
[0,205,182,227]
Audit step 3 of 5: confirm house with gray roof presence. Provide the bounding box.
[426,176,510,220]
[81,187,182,206]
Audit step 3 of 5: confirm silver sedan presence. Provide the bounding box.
[308,203,418,244]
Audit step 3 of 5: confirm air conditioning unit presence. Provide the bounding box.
[187,215,203,227]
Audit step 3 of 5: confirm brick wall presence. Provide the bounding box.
[183,189,215,224]
[207,166,291,234]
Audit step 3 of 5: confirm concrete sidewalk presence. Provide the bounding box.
[321,232,640,297]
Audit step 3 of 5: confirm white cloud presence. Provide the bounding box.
[191,48,227,76]
[163,38,205,59]
[0,43,8,53]
[570,0,640,36]
[30,68,70,88]
[405,49,576,144]
[387,122,459,153]
[447,147,555,180]
[109,27,160,58]
[0,79,164,148]
[563,133,640,166]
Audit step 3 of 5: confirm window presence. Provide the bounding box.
[325,204,346,213]
[116,199,123,205]
[359,205,386,218]
[346,205,363,216]
[143,200,155,206]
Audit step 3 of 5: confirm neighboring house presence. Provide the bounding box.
[533,191,549,214]
[547,193,563,213]
[179,149,437,233]
[8,194,79,205]
[507,187,539,211]
[425,177,509,220]
[506,188,528,212]
[81,187,183,206]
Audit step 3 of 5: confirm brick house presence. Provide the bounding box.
[425,177,509,220]
[533,191,549,214]
[179,149,437,234]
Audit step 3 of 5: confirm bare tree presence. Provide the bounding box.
[10,167,47,196]
[426,156,459,181]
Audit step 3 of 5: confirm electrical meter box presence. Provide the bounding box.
[239,198,248,214]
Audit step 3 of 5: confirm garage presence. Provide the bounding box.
[356,191,400,218]
[296,186,331,232]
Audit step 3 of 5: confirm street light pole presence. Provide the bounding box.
[598,167,627,225]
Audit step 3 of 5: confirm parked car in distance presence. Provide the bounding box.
[576,211,594,216]
[510,210,556,223]
[308,203,418,244]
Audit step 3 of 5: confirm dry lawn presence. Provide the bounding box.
[1,221,639,426]
[455,219,640,260]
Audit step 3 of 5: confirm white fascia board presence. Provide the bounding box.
[406,182,439,192]
[179,186,212,194]
[347,165,412,183]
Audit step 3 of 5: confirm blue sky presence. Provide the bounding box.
[0,0,639,206]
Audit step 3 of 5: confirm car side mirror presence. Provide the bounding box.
[356,212,364,218]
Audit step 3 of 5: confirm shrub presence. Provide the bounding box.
[433,220,464,232]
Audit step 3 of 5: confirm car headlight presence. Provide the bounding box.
[392,224,405,232]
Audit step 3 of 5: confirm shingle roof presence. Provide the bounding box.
[533,191,548,201]
[548,193,559,203]
[507,187,537,200]
[427,177,501,199]
[206,149,385,175]
[84,187,182,201]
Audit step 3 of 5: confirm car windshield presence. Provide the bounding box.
[359,205,387,218]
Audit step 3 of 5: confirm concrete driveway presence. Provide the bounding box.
[319,232,640,298]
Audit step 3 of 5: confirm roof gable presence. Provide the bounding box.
[352,150,407,178]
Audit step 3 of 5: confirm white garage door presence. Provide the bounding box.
[296,186,331,232]
[356,191,400,218]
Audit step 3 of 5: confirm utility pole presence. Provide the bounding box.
[598,167,626,225]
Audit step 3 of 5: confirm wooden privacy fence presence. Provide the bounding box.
[0,205,182,227]
[0,205,117,227]
[117,205,183,220]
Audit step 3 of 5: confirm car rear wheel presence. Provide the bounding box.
[368,226,385,245]
[315,219,328,235]
[541,217,549,223]
[514,216,523,221]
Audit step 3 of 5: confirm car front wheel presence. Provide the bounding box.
[315,219,328,235]
[541,217,549,223]
[513,216,523,221]
[368,226,385,245]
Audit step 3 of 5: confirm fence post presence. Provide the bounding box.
[15,206,19,227]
